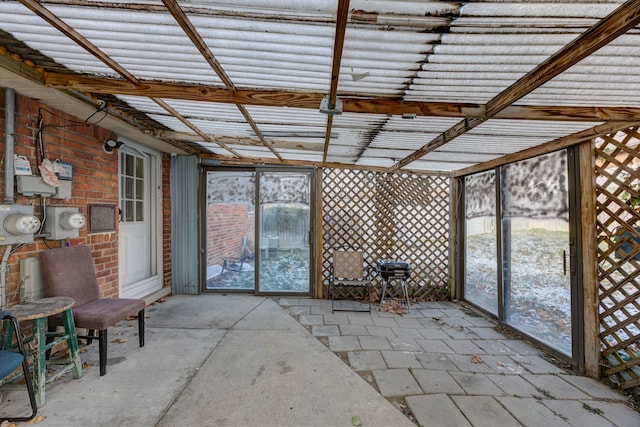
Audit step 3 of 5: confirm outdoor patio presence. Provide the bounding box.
[1,294,638,426]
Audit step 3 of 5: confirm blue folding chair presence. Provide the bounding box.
[1,310,37,422]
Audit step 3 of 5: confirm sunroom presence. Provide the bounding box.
[0,0,638,394]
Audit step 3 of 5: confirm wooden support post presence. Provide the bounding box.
[579,140,600,378]
[315,168,324,299]
[449,176,459,300]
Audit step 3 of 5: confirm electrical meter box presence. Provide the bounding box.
[0,204,40,245]
[45,206,86,240]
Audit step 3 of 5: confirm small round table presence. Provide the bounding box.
[2,296,83,406]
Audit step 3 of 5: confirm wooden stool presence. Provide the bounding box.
[1,297,83,407]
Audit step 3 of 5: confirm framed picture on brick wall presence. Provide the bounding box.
[88,204,117,233]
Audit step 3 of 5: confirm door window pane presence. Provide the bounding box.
[464,170,498,314]
[205,171,256,291]
[120,152,145,223]
[502,151,572,356]
[258,172,311,293]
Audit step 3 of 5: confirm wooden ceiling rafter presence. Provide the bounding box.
[389,0,640,173]
[321,0,350,165]
[156,131,324,152]
[42,72,640,122]
[162,0,282,160]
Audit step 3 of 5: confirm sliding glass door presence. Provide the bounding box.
[203,168,313,295]
[462,149,579,359]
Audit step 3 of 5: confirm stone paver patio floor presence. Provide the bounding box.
[279,298,640,427]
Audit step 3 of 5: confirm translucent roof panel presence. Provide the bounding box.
[405,2,624,104]
[0,0,634,174]
[188,14,334,91]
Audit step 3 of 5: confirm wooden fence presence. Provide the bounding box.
[595,126,640,390]
[321,169,450,302]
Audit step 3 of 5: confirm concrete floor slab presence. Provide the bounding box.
[415,353,459,371]
[364,325,396,338]
[311,325,339,336]
[4,295,638,426]
[479,355,528,375]
[328,335,361,352]
[449,372,505,395]
[380,350,422,369]
[442,339,487,355]
[417,328,451,340]
[451,395,521,427]
[146,294,262,329]
[393,328,424,340]
[358,335,392,350]
[578,400,640,426]
[157,300,413,427]
[371,369,423,397]
[337,324,368,336]
[412,369,465,394]
[281,298,640,426]
[497,396,571,426]
[405,394,471,427]
[474,339,517,355]
[416,339,456,353]
[522,374,591,400]
[557,374,627,401]
[501,339,541,356]
[469,327,508,340]
[387,337,421,352]
[1,321,223,425]
[512,355,567,374]
[542,399,616,427]
[371,316,398,328]
[297,314,324,326]
[322,313,350,325]
[485,374,545,398]
[347,351,387,371]
[447,354,495,374]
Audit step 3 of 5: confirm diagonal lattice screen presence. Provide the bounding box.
[595,127,640,390]
[321,169,450,301]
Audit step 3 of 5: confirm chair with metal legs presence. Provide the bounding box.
[0,310,38,422]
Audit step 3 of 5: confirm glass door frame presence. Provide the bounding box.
[200,165,316,297]
[457,147,584,368]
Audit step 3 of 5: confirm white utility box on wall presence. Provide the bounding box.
[0,204,41,245]
[45,206,86,240]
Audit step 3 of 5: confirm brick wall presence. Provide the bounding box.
[206,203,254,266]
[0,89,171,304]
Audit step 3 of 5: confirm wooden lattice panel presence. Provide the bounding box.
[322,169,450,302]
[595,127,640,390]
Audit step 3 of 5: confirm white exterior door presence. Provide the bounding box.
[118,142,162,298]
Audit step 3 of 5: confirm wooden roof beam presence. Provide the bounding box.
[156,131,325,151]
[42,73,640,122]
[322,0,350,164]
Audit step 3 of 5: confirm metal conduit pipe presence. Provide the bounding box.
[2,87,16,309]
[5,87,15,204]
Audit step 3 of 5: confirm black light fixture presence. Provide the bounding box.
[102,138,124,153]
